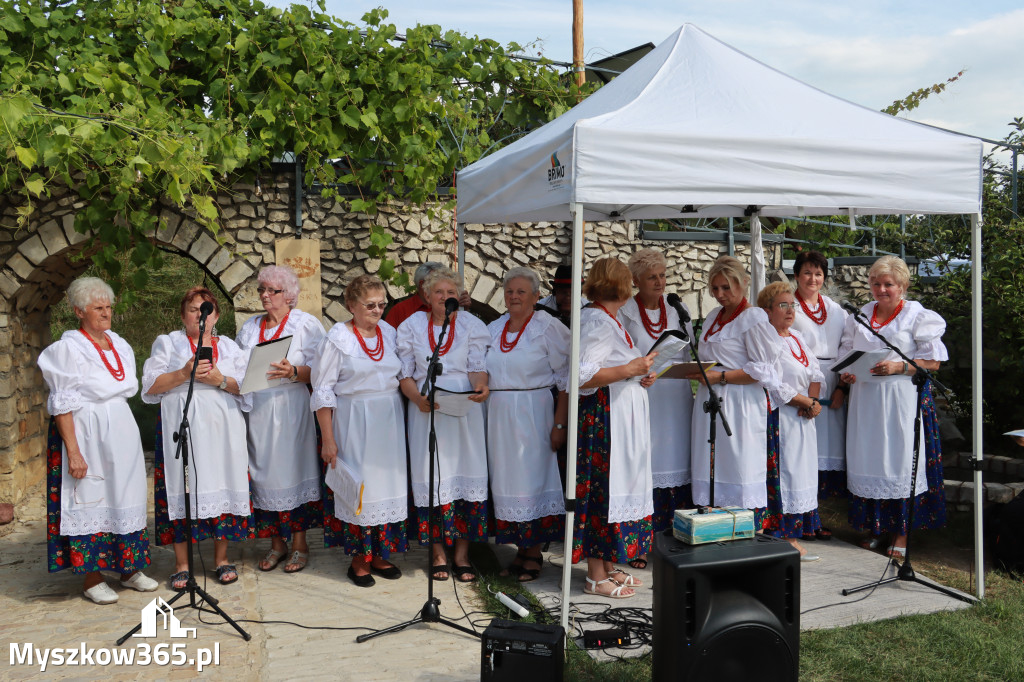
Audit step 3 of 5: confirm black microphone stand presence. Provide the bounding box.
[675,301,732,510]
[840,306,974,604]
[118,310,252,644]
[357,303,479,643]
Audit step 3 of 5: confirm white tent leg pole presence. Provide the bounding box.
[971,212,984,599]
[749,213,765,301]
[560,205,585,636]
[457,221,465,283]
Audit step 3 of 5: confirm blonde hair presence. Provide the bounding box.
[868,255,911,292]
[421,266,464,297]
[707,256,749,291]
[344,274,386,308]
[582,257,633,303]
[757,281,793,309]
[627,248,667,280]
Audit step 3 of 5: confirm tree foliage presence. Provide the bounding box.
[0,0,583,298]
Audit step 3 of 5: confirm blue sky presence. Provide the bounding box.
[274,1,1024,151]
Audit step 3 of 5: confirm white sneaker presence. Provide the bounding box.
[84,582,119,605]
[120,572,159,592]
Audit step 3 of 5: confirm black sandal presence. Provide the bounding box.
[215,564,238,585]
[628,556,648,570]
[500,551,530,578]
[517,555,544,583]
[431,563,450,581]
[452,565,477,583]
[815,527,833,541]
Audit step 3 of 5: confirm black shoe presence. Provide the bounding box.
[347,565,375,588]
[370,563,402,580]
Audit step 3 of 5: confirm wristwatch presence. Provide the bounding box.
[291,366,299,381]
[219,377,228,390]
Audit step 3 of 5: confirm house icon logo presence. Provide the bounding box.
[133,597,197,639]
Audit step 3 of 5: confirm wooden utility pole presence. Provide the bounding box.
[572,0,585,90]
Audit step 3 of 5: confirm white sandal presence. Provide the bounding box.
[584,576,635,599]
[608,568,643,587]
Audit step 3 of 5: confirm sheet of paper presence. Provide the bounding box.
[324,458,364,516]
[433,389,479,417]
[1003,429,1024,438]
[659,361,717,379]
[648,330,691,376]
[829,349,889,379]
[239,336,294,394]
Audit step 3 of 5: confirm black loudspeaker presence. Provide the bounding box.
[652,531,800,682]
[481,619,564,682]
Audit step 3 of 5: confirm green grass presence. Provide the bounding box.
[48,253,236,446]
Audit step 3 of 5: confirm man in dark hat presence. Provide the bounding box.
[537,264,587,327]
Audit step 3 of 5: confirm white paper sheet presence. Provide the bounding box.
[239,335,294,394]
[325,458,364,516]
[829,349,889,380]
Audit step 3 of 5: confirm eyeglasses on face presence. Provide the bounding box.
[774,302,797,310]
[360,301,387,311]
[256,286,284,295]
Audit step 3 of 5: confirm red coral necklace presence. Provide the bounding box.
[784,333,809,367]
[427,313,457,356]
[79,329,125,381]
[594,303,633,349]
[635,294,667,338]
[352,324,384,362]
[703,298,748,341]
[870,300,904,330]
[500,313,533,353]
[187,334,219,363]
[796,291,827,325]
[259,312,290,343]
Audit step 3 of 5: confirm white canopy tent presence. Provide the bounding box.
[455,24,985,630]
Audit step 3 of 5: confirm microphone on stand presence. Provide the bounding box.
[841,301,862,317]
[666,293,690,342]
[198,300,214,334]
[444,297,459,315]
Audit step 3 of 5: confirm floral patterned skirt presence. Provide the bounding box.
[848,383,947,536]
[493,515,564,547]
[762,409,821,539]
[413,500,489,547]
[46,419,151,574]
[323,479,408,559]
[818,470,848,498]
[652,485,692,533]
[153,416,255,545]
[571,388,653,564]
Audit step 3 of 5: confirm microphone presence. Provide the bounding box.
[444,297,459,315]
[199,300,214,320]
[841,301,861,316]
[665,293,691,342]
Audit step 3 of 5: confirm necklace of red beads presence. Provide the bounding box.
[499,313,533,353]
[594,304,633,348]
[187,334,220,363]
[427,313,457,356]
[783,333,809,367]
[870,300,904,330]
[259,312,290,343]
[703,298,748,342]
[796,291,827,325]
[635,294,667,338]
[352,324,384,362]
[79,329,125,381]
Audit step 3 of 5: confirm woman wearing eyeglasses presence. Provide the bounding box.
[236,265,326,574]
[143,287,253,588]
[397,266,490,583]
[757,282,823,562]
[312,275,408,587]
[38,277,157,605]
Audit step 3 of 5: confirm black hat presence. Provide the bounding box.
[550,264,576,289]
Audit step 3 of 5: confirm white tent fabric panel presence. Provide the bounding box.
[457,24,982,223]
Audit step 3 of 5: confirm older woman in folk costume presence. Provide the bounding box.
[236,265,326,574]
[143,287,253,587]
[837,256,947,558]
[487,267,569,582]
[38,277,158,605]
[574,257,658,599]
[397,267,490,583]
[791,251,849,540]
[313,275,408,588]
[758,282,824,562]
[617,248,695,571]
[686,256,782,520]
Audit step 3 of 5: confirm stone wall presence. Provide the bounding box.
[0,172,783,507]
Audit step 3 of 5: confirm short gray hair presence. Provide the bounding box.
[258,265,301,309]
[628,248,667,280]
[421,266,463,297]
[67,277,115,310]
[502,267,541,295]
[414,262,445,286]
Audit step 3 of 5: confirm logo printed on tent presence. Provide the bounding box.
[547,151,565,184]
